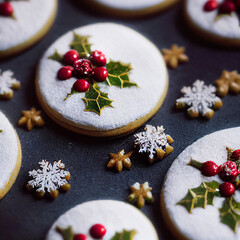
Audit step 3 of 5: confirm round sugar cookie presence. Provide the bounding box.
[46,200,159,240]
[161,127,240,240]
[0,111,21,199]
[185,0,240,47]
[83,0,179,17]
[36,23,168,137]
[0,0,57,58]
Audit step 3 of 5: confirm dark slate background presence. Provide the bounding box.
[0,1,240,239]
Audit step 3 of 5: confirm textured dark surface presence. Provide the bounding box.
[0,1,240,239]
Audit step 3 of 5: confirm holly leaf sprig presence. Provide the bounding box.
[214,7,240,26]
[0,130,2,133]
[111,230,137,240]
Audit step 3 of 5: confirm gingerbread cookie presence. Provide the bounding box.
[46,200,159,240]
[161,127,240,240]
[36,23,168,137]
[0,0,57,58]
[83,0,179,18]
[185,0,240,47]
[0,111,21,199]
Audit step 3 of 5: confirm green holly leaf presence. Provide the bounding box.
[111,230,137,240]
[48,50,63,63]
[177,181,220,213]
[70,32,92,58]
[106,60,138,88]
[56,226,74,240]
[0,130,2,133]
[220,197,240,232]
[64,88,79,101]
[83,84,113,115]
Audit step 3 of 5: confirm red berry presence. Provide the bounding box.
[73,234,87,240]
[0,2,14,16]
[203,0,218,11]
[64,50,80,66]
[231,149,240,161]
[219,182,235,197]
[73,79,90,92]
[89,50,107,67]
[92,67,108,82]
[219,161,239,182]
[219,1,236,13]
[73,59,93,78]
[89,224,107,239]
[201,161,219,176]
[57,66,74,80]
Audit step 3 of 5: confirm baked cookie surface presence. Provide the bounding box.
[46,200,159,240]
[36,23,168,137]
[0,0,57,58]
[0,111,21,199]
[162,127,240,240]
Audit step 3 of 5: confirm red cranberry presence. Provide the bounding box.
[90,50,107,67]
[203,0,218,11]
[218,161,239,182]
[219,1,236,13]
[73,59,93,78]
[231,149,240,161]
[73,79,90,92]
[89,224,107,239]
[64,50,80,66]
[73,234,87,240]
[219,182,235,197]
[0,2,14,16]
[57,66,74,80]
[201,161,219,176]
[92,67,108,82]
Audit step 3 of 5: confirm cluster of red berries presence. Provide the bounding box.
[57,49,108,93]
[200,149,240,197]
[73,224,106,240]
[204,0,240,13]
[0,2,14,17]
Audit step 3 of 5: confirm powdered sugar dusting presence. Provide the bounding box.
[0,70,19,95]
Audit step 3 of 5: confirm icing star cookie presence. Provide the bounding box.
[36,23,168,137]
[185,0,240,47]
[83,0,179,17]
[46,200,159,240]
[161,127,240,240]
[0,111,21,199]
[0,0,57,58]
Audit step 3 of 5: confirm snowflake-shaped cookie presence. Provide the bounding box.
[176,80,223,119]
[26,160,71,199]
[134,125,174,164]
[0,70,20,99]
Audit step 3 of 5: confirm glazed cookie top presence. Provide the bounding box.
[163,127,240,240]
[46,200,158,240]
[38,23,167,130]
[186,0,240,39]
[0,0,55,51]
[0,111,18,190]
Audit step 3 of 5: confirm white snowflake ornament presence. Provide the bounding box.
[176,80,223,119]
[134,125,174,164]
[27,160,71,199]
[0,70,20,99]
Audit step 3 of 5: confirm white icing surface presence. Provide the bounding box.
[186,0,240,39]
[93,0,166,10]
[0,0,55,51]
[46,200,158,240]
[0,112,18,190]
[163,127,240,240]
[38,23,167,130]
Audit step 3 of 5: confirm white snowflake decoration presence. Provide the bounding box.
[176,80,221,116]
[28,160,69,193]
[0,70,19,95]
[134,125,169,159]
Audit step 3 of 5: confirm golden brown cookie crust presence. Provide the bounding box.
[0,0,58,59]
[0,131,22,199]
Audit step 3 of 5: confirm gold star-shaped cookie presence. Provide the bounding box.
[162,44,189,69]
[214,70,240,97]
[107,150,133,173]
[18,107,45,131]
[127,182,154,209]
